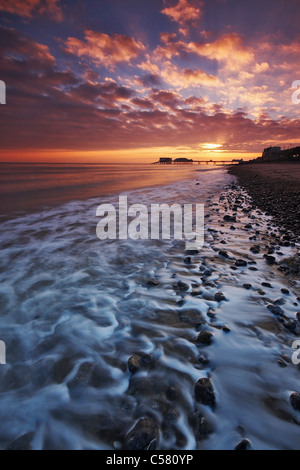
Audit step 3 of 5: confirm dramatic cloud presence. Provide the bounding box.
[64,30,145,68]
[161,0,202,34]
[0,0,63,21]
[188,33,254,71]
[131,97,155,109]
[0,26,55,67]
[150,90,182,109]
[160,62,219,88]
[1,1,300,160]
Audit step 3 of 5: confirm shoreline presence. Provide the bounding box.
[228,163,300,243]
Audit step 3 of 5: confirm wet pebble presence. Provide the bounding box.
[265,255,276,264]
[197,416,214,438]
[166,385,180,402]
[195,378,216,406]
[147,280,159,287]
[219,250,229,258]
[197,331,214,345]
[222,325,231,333]
[214,292,227,302]
[262,282,272,288]
[290,392,300,412]
[173,281,189,292]
[267,304,284,316]
[123,418,159,450]
[235,438,251,450]
[235,259,247,267]
[128,355,142,374]
[243,283,252,290]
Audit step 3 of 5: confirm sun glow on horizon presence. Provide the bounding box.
[202,143,223,150]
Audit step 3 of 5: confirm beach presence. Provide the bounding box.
[229,163,300,242]
[0,165,300,450]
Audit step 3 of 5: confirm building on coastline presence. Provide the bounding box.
[261,146,282,161]
[159,157,173,164]
[250,145,300,163]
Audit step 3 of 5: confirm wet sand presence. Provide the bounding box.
[229,163,300,241]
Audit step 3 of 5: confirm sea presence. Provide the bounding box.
[0,162,299,450]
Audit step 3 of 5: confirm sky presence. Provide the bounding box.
[0,0,300,162]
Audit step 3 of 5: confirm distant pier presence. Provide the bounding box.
[152,157,243,165]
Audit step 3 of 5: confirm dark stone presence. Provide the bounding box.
[244,224,252,229]
[250,245,260,254]
[224,215,236,222]
[201,269,212,277]
[147,280,159,287]
[124,418,159,450]
[195,378,216,406]
[283,320,297,332]
[197,416,214,438]
[235,438,251,450]
[290,392,300,411]
[267,304,284,316]
[222,325,231,333]
[166,385,180,402]
[197,331,213,345]
[296,312,300,322]
[6,432,34,450]
[235,259,247,267]
[184,257,192,265]
[262,282,272,288]
[265,255,276,264]
[186,249,199,256]
[198,355,209,365]
[249,266,258,271]
[214,292,227,302]
[243,283,252,290]
[219,250,229,258]
[128,355,142,374]
[140,353,154,368]
[173,281,189,292]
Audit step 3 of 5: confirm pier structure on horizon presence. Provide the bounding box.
[153,157,243,165]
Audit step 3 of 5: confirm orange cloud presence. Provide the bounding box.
[161,0,202,32]
[160,62,219,88]
[64,30,145,68]
[0,0,63,21]
[188,33,254,70]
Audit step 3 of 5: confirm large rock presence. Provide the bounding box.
[195,378,216,406]
[235,438,251,450]
[124,418,159,450]
[290,392,300,411]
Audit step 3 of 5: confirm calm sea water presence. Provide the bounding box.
[0,163,200,218]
